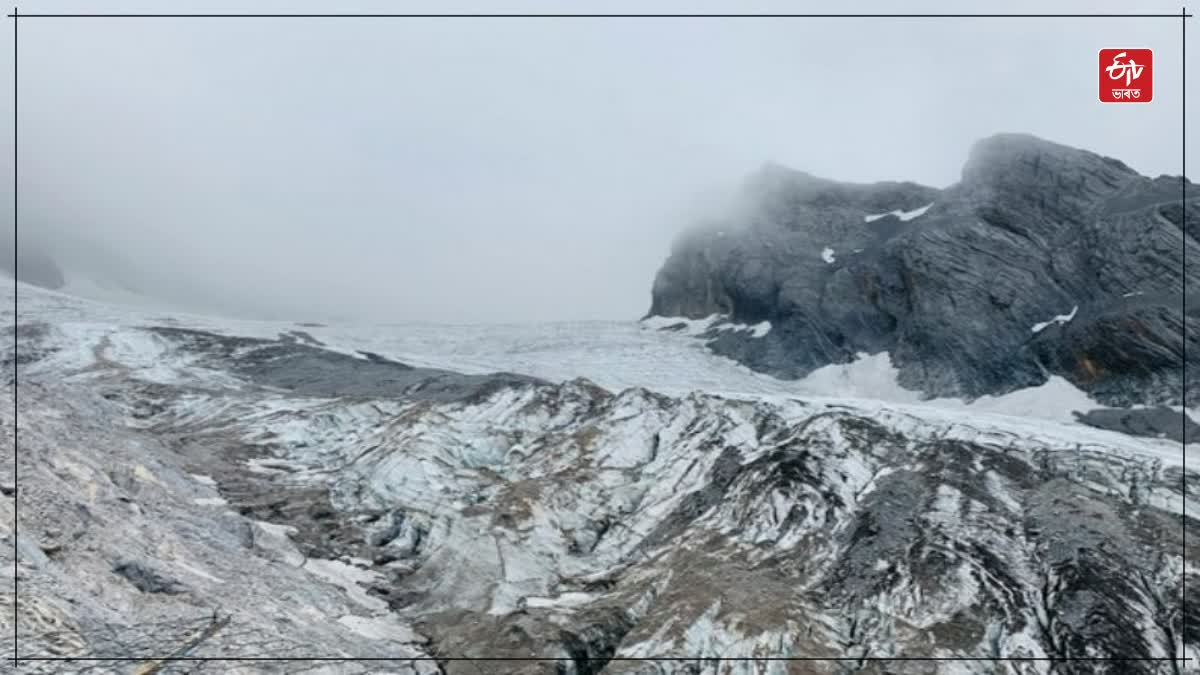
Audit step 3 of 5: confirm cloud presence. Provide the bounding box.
[0,0,1194,322]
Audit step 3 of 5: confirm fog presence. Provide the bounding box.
[1,0,1195,322]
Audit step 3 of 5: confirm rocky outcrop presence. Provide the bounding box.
[1075,405,1200,443]
[147,326,547,402]
[648,133,1199,406]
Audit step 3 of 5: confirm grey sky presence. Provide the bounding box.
[1,0,1195,322]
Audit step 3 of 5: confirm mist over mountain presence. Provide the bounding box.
[0,230,64,290]
[648,133,1197,410]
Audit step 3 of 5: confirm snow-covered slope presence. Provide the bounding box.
[16,282,1130,423]
[2,282,1195,674]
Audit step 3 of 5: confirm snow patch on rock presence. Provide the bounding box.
[337,615,423,644]
[304,558,387,611]
[864,202,934,222]
[1031,305,1078,333]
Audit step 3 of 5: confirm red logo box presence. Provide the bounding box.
[1099,48,1153,103]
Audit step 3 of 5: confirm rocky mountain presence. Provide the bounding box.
[1,281,1194,674]
[648,133,1199,409]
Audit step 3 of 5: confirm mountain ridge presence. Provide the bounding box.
[647,132,1198,407]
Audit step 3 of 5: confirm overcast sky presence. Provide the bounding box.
[0,0,1195,322]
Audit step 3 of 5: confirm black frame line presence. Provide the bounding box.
[4,12,1198,18]
[9,5,14,672]
[6,5,1192,670]
[13,656,1196,663]
[1184,6,1191,674]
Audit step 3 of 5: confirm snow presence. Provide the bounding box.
[821,247,836,264]
[304,558,387,611]
[337,615,422,643]
[864,202,934,223]
[641,314,771,339]
[1031,305,1078,333]
[132,465,165,488]
[942,375,1095,421]
[254,520,299,538]
[173,560,225,584]
[797,352,922,404]
[710,319,772,339]
[9,281,1187,474]
[192,497,228,506]
[8,280,1189,665]
[793,358,1098,426]
[246,458,305,475]
[523,591,595,609]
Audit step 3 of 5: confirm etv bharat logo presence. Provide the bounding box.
[1099,48,1153,103]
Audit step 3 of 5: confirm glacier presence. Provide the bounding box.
[0,281,1195,674]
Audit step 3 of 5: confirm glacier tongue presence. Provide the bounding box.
[1,282,1195,674]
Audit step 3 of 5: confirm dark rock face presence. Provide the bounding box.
[648,133,1198,405]
[1074,405,1200,443]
